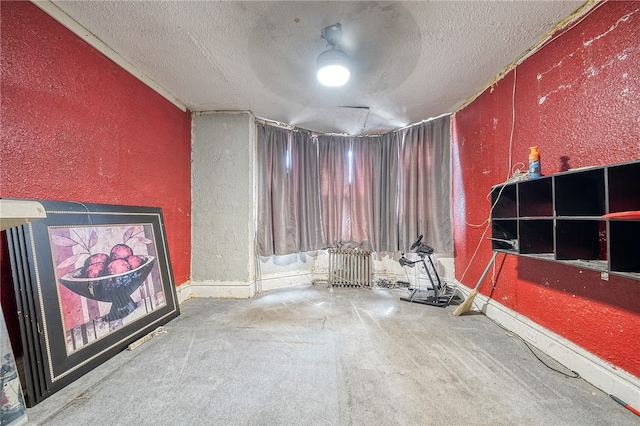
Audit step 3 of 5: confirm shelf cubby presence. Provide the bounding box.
[518,177,553,217]
[491,184,517,218]
[491,219,518,252]
[554,168,605,216]
[519,219,553,254]
[609,220,640,273]
[608,161,640,213]
[555,219,604,261]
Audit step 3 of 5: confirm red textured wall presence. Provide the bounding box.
[0,1,192,344]
[453,1,640,378]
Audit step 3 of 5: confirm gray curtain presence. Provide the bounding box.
[256,124,324,256]
[317,134,400,251]
[317,135,351,248]
[256,115,452,256]
[370,133,401,252]
[397,116,453,253]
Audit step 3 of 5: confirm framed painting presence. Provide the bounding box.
[5,200,180,406]
[1,306,28,426]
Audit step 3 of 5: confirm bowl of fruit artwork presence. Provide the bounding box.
[59,244,156,321]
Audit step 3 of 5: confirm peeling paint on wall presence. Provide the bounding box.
[452,1,640,378]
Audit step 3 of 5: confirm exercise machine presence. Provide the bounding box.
[398,235,460,307]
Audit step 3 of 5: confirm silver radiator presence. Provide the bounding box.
[328,248,372,287]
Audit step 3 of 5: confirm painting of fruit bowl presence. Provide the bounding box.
[59,255,156,321]
[5,199,180,407]
[51,226,166,326]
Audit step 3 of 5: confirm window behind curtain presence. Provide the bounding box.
[256,115,452,256]
[256,124,325,256]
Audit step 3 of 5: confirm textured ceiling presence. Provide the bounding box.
[50,1,586,135]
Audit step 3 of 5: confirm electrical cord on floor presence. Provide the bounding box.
[522,338,581,379]
[373,279,397,288]
[311,279,330,286]
[318,275,371,289]
[488,316,581,379]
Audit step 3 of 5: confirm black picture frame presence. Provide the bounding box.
[5,200,180,406]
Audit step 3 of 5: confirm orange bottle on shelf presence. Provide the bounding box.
[529,146,541,178]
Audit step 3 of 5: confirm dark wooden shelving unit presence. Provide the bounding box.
[490,159,640,280]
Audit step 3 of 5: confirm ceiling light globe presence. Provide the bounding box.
[317,48,351,87]
[317,65,350,87]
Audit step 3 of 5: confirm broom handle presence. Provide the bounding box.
[471,251,499,291]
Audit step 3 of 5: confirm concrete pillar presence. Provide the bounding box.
[191,112,256,297]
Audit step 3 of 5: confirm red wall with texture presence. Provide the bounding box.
[453,1,640,378]
[0,1,192,344]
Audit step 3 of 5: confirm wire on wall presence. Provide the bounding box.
[458,223,491,283]
[507,67,517,181]
[460,61,526,286]
[460,164,527,284]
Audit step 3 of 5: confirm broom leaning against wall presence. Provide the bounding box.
[453,251,499,316]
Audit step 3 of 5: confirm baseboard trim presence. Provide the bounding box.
[189,280,256,298]
[175,282,193,304]
[455,285,640,411]
[257,271,313,293]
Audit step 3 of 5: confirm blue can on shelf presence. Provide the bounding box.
[529,146,541,178]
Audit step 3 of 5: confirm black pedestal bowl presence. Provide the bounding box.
[59,256,156,321]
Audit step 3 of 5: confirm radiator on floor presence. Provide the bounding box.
[328,248,372,287]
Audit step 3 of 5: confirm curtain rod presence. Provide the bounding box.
[254,116,294,130]
[390,113,451,134]
[255,113,451,138]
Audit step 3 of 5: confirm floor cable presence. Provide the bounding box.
[488,316,581,379]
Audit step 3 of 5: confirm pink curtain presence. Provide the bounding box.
[317,135,400,252]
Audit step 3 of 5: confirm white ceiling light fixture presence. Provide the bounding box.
[317,23,350,87]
